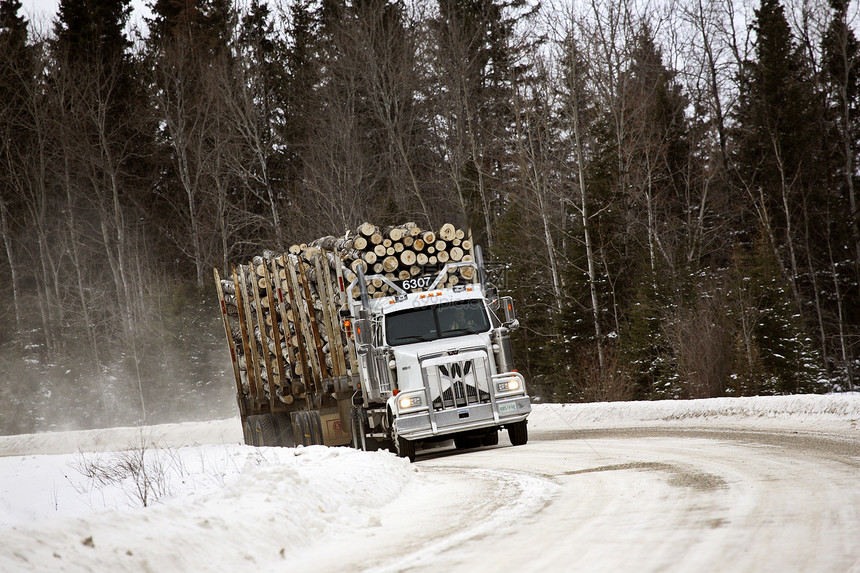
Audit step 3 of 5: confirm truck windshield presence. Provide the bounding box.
[385,301,490,346]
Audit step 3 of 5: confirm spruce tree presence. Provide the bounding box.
[734,0,819,237]
[731,0,826,393]
[431,0,535,251]
[820,0,860,387]
[616,25,690,399]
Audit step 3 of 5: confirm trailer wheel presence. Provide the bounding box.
[295,411,311,446]
[294,411,325,446]
[308,411,324,445]
[273,412,295,447]
[395,436,416,462]
[246,415,263,446]
[507,420,528,446]
[256,413,279,446]
[242,417,254,445]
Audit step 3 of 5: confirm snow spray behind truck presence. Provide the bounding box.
[213,223,530,461]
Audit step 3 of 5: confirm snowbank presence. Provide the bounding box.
[0,445,416,571]
[528,394,860,436]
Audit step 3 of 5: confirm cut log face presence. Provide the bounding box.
[438,223,457,241]
[383,256,399,272]
[400,250,417,266]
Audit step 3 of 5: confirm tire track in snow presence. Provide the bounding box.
[370,467,559,573]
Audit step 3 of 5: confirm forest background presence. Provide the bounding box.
[1,0,858,434]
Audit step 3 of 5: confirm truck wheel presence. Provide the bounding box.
[295,411,311,446]
[454,435,479,450]
[273,412,295,447]
[482,430,500,446]
[308,411,324,445]
[242,417,254,445]
[507,420,528,446]
[350,407,365,450]
[395,436,416,462]
[255,414,279,446]
[246,415,263,446]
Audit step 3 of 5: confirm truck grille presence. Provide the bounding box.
[420,350,491,410]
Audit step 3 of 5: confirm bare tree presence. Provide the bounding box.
[557,20,606,371]
[151,36,226,285]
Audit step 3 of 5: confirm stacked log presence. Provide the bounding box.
[215,222,475,405]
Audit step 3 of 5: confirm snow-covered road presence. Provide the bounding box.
[1,395,859,572]
[397,430,860,572]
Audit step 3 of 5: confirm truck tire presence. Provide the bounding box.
[454,435,479,450]
[295,411,325,446]
[395,436,416,462]
[242,417,254,445]
[273,412,295,447]
[246,415,263,446]
[507,420,528,446]
[256,413,280,446]
[295,411,311,446]
[308,411,324,445]
[482,430,500,446]
[350,407,365,450]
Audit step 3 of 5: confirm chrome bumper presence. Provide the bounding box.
[394,395,531,440]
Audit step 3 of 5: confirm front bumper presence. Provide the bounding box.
[394,395,531,440]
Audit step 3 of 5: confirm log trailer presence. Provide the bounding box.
[213,226,530,461]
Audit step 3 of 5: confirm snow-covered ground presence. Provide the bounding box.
[1,395,858,572]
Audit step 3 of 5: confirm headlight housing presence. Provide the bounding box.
[493,372,526,397]
[397,391,428,413]
[496,378,520,393]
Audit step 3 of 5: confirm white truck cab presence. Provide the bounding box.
[346,251,530,461]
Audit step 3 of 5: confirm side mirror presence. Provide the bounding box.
[485,285,499,310]
[501,296,516,325]
[355,318,372,347]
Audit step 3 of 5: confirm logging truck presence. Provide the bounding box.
[213,223,530,461]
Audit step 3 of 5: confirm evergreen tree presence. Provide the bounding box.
[733,0,820,240]
[53,0,131,67]
[820,0,860,387]
[431,0,535,252]
[147,0,231,51]
[726,234,823,395]
[614,24,690,399]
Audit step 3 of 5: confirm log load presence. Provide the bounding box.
[214,223,476,406]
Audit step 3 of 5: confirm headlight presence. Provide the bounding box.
[399,395,422,409]
[493,373,525,396]
[496,378,520,392]
[397,392,427,413]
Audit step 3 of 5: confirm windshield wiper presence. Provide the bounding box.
[443,328,474,336]
[394,335,435,344]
